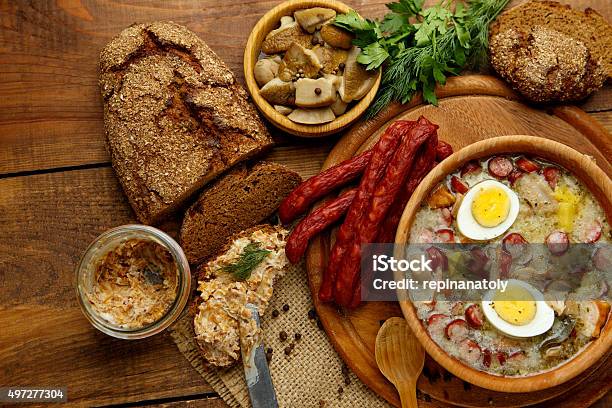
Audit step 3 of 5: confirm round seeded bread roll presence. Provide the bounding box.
[488,1,611,103]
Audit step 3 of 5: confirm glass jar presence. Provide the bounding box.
[75,225,191,339]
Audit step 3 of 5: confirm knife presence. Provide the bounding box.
[241,303,279,408]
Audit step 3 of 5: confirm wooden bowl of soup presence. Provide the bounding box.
[244,0,381,137]
[395,136,612,392]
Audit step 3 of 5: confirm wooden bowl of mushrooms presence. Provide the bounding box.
[244,0,381,137]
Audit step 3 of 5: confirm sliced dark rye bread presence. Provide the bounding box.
[490,1,612,77]
[179,162,301,265]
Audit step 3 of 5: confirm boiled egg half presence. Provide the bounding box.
[457,179,519,241]
[482,280,554,338]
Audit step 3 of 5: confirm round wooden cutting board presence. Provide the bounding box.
[305,75,612,408]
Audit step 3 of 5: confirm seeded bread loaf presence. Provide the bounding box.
[99,22,273,224]
[180,161,301,265]
[489,1,611,103]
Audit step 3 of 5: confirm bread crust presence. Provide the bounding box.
[99,22,273,224]
[488,1,611,103]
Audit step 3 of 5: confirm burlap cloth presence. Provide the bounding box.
[169,263,391,407]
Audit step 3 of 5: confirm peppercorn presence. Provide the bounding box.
[344,377,351,386]
[314,87,322,95]
[338,386,343,394]
[308,309,317,320]
[339,62,345,70]
[279,331,288,341]
[284,346,292,355]
[272,309,279,318]
[282,304,289,312]
[294,332,301,341]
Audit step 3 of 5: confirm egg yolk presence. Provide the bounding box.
[492,285,536,326]
[471,187,510,227]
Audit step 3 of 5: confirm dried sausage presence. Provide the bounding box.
[468,247,489,271]
[507,350,526,363]
[428,313,448,325]
[545,231,569,256]
[335,118,436,307]
[436,140,453,161]
[460,160,481,177]
[496,351,507,366]
[488,156,514,179]
[450,176,469,194]
[483,349,492,367]
[503,232,532,264]
[319,121,411,302]
[516,157,540,173]
[460,339,482,364]
[465,304,484,328]
[445,319,469,342]
[278,149,373,224]
[426,246,448,271]
[543,167,560,190]
[582,221,602,243]
[285,189,356,263]
[377,135,438,243]
[508,169,523,185]
[499,249,512,279]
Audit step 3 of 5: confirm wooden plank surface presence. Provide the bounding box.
[0,0,610,407]
[0,0,387,175]
[0,0,609,175]
[0,167,214,406]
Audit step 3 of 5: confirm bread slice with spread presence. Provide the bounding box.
[192,224,289,367]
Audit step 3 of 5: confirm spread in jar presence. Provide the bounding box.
[86,238,179,329]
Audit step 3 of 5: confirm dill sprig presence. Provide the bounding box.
[221,242,271,281]
[334,0,509,118]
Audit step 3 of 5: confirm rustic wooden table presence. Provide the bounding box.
[0,1,610,407]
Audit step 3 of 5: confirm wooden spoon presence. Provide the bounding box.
[375,317,425,408]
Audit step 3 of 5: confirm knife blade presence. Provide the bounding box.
[241,303,279,408]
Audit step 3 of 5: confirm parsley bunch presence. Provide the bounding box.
[334,0,509,117]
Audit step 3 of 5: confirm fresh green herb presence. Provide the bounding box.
[334,0,509,116]
[221,242,271,281]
